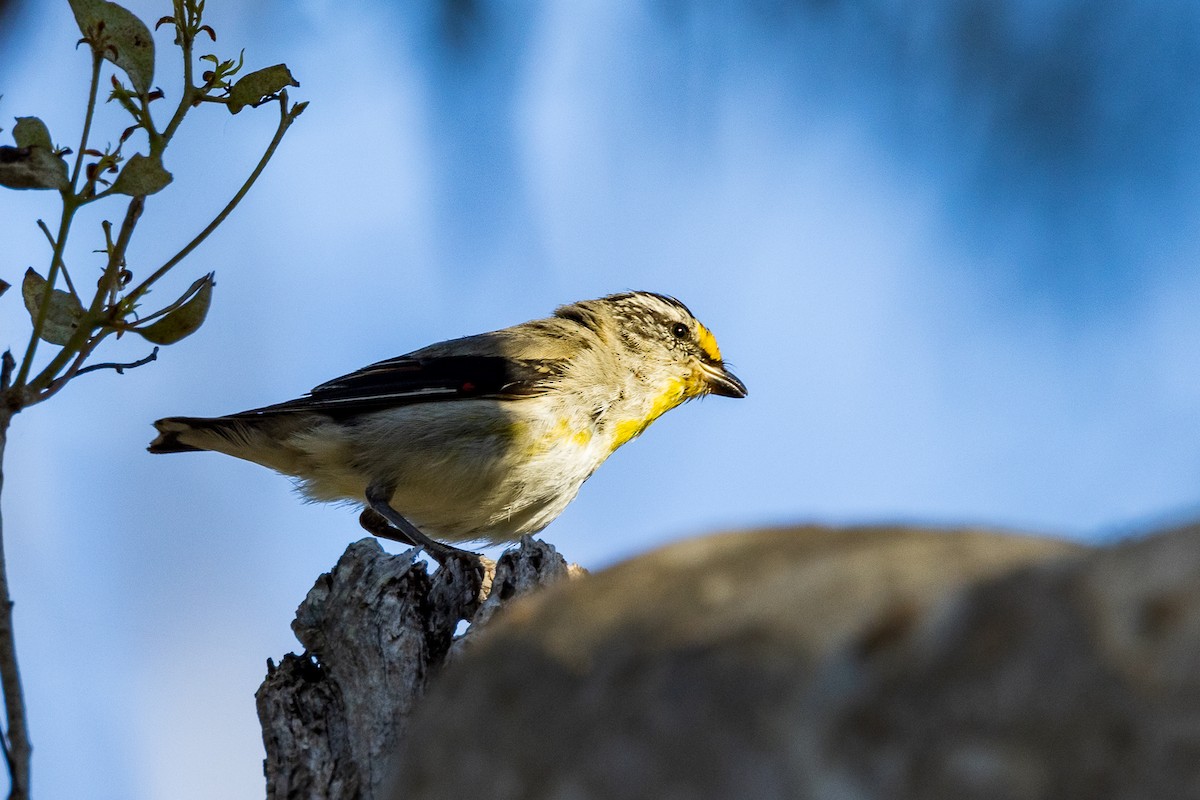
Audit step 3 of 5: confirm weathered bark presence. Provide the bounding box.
[257,536,571,800]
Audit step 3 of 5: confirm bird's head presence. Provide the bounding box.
[551,291,746,451]
[577,291,747,398]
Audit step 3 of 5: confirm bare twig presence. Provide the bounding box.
[160,0,198,147]
[29,342,156,408]
[13,51,103,390]
[35,221,78,300]
[27,335,106,408]
[68,52,103,191]
[14,204,74,391]
[129,92,304,303]
[28,197,144,396]
[74,347,159,377]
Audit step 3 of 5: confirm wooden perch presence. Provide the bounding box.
[256,536,572,800]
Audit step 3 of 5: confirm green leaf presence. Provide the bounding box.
[68,0,156,94]
[22,268,84,346]
[135,273,214,344]
[227,64,299,114]
[0,124,69,191]
[111,153,172,196]
[12,117,52,150]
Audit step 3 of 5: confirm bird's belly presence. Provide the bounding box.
[295,401,608,545]
[399,443,597,543]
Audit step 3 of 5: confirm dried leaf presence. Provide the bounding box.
[135,273,213,344]
[12,117,52,150]
[68,0,156,94]
[227,64,298,114]
[111,153,172,196]
[0,117,68,190]
[22,268,84,346]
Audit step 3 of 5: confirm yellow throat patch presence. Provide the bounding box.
[611,378,688,452]
[608,325,725,453]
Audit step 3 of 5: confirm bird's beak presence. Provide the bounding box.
[702,362,748,398]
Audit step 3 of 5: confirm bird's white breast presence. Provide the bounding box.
[286,396,614,545]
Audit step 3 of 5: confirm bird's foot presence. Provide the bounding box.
[357,502,488,583]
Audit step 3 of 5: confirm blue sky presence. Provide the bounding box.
[2,0,1199,797]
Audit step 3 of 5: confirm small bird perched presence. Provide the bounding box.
[149,292,746,562]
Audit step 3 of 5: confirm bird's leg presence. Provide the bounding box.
[358,508,418,547]
[363,483,477,566]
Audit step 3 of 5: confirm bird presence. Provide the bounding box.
[148,292,747,562]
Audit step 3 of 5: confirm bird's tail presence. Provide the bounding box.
[148,416,231,454]
[149,414,315,478]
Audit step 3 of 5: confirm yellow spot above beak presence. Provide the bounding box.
[697,324,722,363]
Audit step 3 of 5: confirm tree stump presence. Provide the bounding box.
[256,536,571,800]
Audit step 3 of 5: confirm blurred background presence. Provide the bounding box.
[1,0,1198,797]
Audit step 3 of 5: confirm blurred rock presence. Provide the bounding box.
[389,523,1200,800]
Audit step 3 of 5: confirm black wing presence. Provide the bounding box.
[232,355,567,421]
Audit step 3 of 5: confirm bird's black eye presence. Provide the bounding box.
[671,322,689,340]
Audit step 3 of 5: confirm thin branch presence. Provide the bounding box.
[128,92,302,303]
[82,184,120,206]
[122,294,183,327]
[12,52,104,391]
[160,0,197,147]
[22,88,301,401]
[28,334,107,407]
[14,203,74,390]
[69,52,103,192]
[0,414,31,800]
[35,220,78,300]
[74,347,158,377]
[101,198,142,303]
[27,197,143,396]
